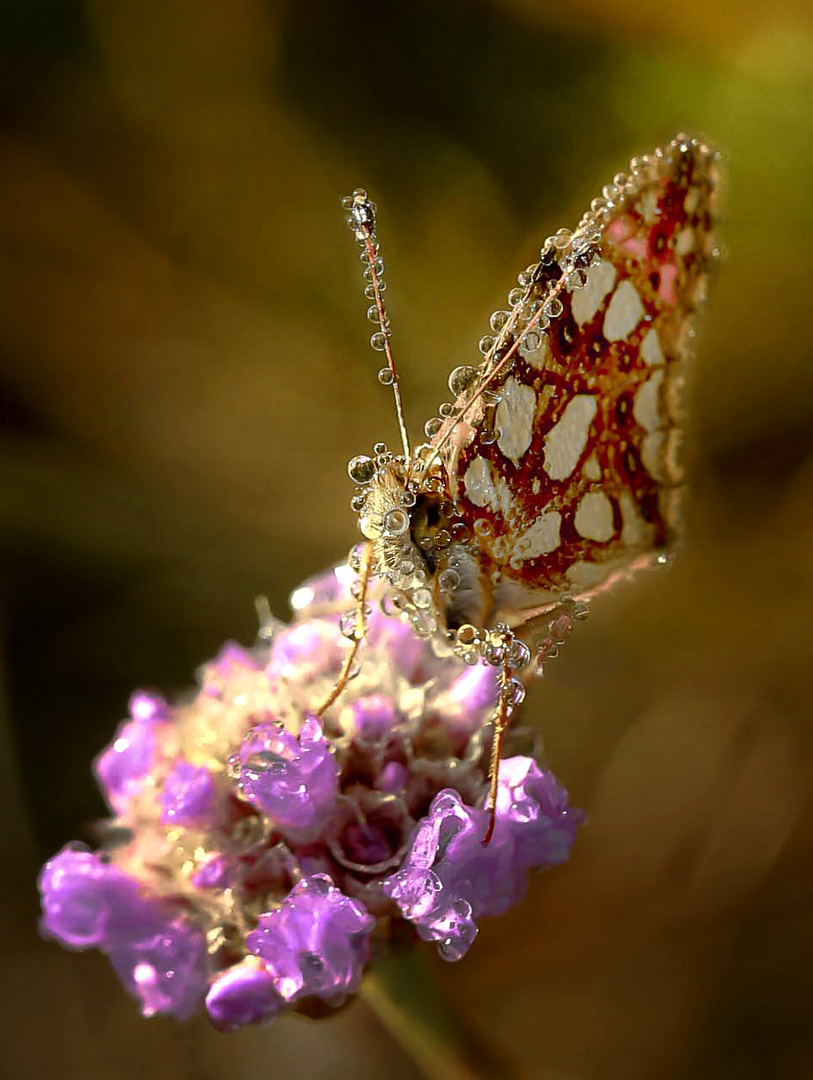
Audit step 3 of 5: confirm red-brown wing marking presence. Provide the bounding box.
[437,137,721,624]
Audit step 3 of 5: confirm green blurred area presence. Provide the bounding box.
[1,2,812,1078]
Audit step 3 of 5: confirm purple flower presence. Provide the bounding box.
[349,694,398,742]
[94,692,168,811]
[206,959,282,1031]
[238,715,338,842]
[246,875,374,1004]
[109,916,208,1021]
[160,760,221,827]
[38,564,583,1030]
[39,846,161,950]
[382,759,582,960]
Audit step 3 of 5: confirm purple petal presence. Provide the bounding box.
[383,766,581,961]
[349,694,399,742]
[245,874,374,1004]
[160,761,221,827]
[238,717,338,843]
[206,959,283,1031]
[94,692,169,811]
[38,846,161,950]
[109,917,208,1020]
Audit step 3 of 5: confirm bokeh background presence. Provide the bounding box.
[2,1,813,1078]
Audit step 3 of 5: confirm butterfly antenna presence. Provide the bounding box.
[343,189,411,463]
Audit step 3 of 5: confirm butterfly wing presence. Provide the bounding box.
[433,135,722,625]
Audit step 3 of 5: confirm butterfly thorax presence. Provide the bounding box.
[348,449,488,642]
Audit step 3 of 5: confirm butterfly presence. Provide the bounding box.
[334,134,721,835]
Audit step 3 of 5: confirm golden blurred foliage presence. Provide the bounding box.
[1,1,812,1078]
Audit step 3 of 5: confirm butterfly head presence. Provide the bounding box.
[347,445,489,641]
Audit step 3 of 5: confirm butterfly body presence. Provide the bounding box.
[347,135,721,664]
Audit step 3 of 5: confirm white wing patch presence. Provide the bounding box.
[618,490,653,546]
[572,259,616,327]
[603,280,645,342]
[582,452,602,481]
[641,431,666,481]
[518,332,552,369]
[633,369,665,433]
[463,456,513,518]
[574,491,615,542]
[512,510,562,562]
[496,376,536,464]
[543,395,597,481]
[640,327,665,366]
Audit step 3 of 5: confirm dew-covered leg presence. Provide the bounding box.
[314,541,374,717]
[481,626,532,845]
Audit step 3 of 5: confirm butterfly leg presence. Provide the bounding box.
[482,649,515,846]
[314,541,375,718]
[481,626,534,845]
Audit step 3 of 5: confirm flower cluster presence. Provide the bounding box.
[38,563,582,1030]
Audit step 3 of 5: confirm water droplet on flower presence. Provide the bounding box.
[478,335,496,354]
[425,417,443,439]
[378,367,394,385]
[412,588,432,610]
[340,610,359,640]
[371,332,388,351]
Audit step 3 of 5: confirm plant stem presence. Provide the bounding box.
[360,947,522,1080]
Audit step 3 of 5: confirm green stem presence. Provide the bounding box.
[360,947,522,1080]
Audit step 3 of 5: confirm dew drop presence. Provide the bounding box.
[348,455,376,485]
[448,365,479,396]
[383,507,409,536]
[489,310,509,332]
[371,332,388,352]
[478,335,496,355]
[507,640,532,669]
[413,588,433,610]
[378,367,395,385]
[425,416,443,439]
[438,569,460,592]
[457,624,479,646]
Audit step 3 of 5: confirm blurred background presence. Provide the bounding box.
[2,1,813,1078]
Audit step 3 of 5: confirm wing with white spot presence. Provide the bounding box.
[430,135,722,623]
